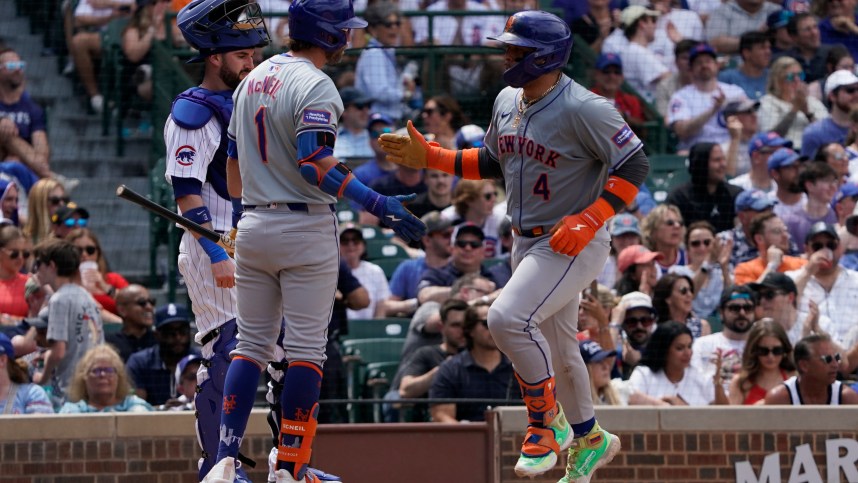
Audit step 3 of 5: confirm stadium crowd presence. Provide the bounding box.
[2,0,858,422]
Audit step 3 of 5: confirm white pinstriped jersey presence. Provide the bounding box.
[228,54,342,205]
[164,118,233,232]
[483,75,643,231]
[164,115,237,336]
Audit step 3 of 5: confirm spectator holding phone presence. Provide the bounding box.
[67,228,128,316]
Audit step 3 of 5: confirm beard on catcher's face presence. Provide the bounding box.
[219,63,251,90]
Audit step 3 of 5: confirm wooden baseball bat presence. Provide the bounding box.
[115,184,235,254]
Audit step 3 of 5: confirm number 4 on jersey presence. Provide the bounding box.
[533,173,550,201]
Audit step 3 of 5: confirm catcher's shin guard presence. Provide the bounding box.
[277,402,321,481]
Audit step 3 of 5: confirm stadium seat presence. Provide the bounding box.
[364,361,399,422]
[482,257,507,269]
[343,318,410,341]
[646,154,689,203]
[365,239,409,260]
[341,338,405,422]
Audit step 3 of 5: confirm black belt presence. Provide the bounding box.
[199,327,220,346]
[243,202,335,212]
[513,225,549,238]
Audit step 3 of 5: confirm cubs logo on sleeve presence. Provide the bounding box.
[302,109,332,125]
[175,145,197,166]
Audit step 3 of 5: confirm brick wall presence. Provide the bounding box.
[495,406,858,483]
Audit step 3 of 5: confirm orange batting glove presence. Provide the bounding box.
[549,200,611,256]
[550,176,639,256]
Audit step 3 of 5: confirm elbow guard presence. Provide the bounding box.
[300,161,354,198]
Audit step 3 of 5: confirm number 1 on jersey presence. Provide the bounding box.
[254,106,268,164]
[533,173,550,201]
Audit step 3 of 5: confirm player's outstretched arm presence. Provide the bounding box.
[298,154,427,242]
[378,121,499,180]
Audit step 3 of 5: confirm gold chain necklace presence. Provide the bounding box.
[512,74,562,129]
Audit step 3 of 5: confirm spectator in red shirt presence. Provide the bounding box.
[590,52,647,138]
[0,225,32,323]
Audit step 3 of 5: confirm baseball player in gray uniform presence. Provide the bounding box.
[201,0,425,482]
[380,11,649,483]
[166,1,268,480]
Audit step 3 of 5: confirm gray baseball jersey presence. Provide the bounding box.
[229,54,343,205]
[483,75,643,232]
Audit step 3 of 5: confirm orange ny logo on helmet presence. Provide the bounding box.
[504,15,515,32]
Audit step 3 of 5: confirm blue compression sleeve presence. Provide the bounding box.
[199,237,229,263]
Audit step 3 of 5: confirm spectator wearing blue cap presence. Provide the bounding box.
[721,98,760,177]
[126,303,200,405]
[352,112,399,188]
[0,332,53,414]
[590,53,647,138]
[721,188,779,266]
[769,147,810,220]
[730,132,791,193]
[619,6,671,105]
[782,161,839,251]
[579,339,636,406]
[767,9,795,55]
[718,31,772,100]
[831,182,858,270]
[160,353,202,411]
[597,213,643,290]
[667,43,748,152]
[704,0,780,55]
[332,87,374,162]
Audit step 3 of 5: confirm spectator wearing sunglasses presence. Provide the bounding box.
[735,212,807,285]
[354,1,414,122]
[126,303,200,405]
[729,319,795,405]
[801,70,858,159]
[789,222,858,348]
[338,224,390,320]
[612,291,657,380]
[652,273,710,339]
[66,228,128,316]
[722,188,781,266]
[50,202,89,239]
[24,178,68,245]
[0,225,32,322]
[640,204,687,277]
[765,333,858,405]
[333,87,374,162]
[59,345,152,413]
[691,286,757,398]
[685,221,732,319]
[441,180,505,258]
[352,113,399,188]
[0,48,52,190]
[759,57,828,152]
[30,238,103,410]
[417,223,505,305]
[105,285,157,362]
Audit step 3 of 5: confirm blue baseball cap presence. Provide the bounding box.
[595,53,623,71]
[609,213,641,236]
[455,124,486,149]
[367,112,394,130]
[832,182,858,206]
[0,332,14,359]
[689,43,717,65]
[767,147,806,170]
[735,189,778,212]
[155,303,191,329]
[748,131,792,156]
[174,353,202,387]
[579,339,616,364]
[767,9,794,30]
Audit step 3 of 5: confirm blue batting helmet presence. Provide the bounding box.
[178,0,270,63]
[487,10,572,88]
[288,0,368,52]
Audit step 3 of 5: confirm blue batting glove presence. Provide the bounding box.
[371,193,427,242]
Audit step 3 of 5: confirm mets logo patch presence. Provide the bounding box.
[612,125,633,148]
[175,145,196,166]
[303,109,332,125]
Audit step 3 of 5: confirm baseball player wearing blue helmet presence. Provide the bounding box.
[201,0,425,482]
[380,9,651,483]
